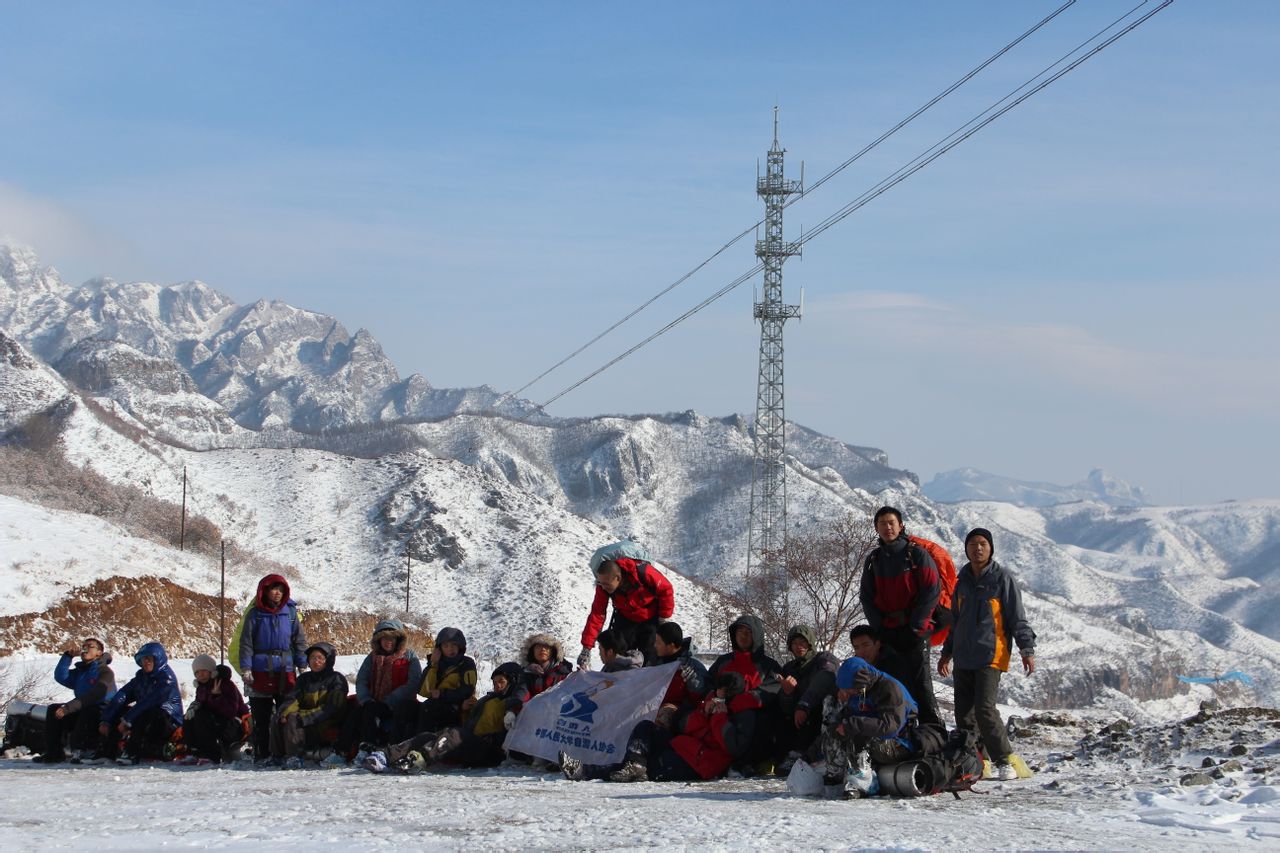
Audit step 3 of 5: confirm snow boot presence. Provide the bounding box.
[558,750,585,781]
[394,750,428,774]
[608,759,648,783]
[362,751,388,773]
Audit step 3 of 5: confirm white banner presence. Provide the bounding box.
[504,663,678,765]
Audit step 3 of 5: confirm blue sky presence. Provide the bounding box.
[2,1,1277,505]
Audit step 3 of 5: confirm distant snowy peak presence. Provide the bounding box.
[924,466,1151,508]
[0,244,548,432]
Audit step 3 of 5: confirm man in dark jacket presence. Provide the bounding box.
[938,527,1036,781]
[37,637,117,763]
[850,624,911,688]
[859,506,943,727]
[238,573,308,761]
[707,614,782,774]
[98,642,184,764]
[774,624,838,770]
[649,621,707,732]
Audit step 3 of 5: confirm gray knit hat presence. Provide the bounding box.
[192,654,218,675]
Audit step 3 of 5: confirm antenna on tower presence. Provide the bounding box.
[747,111,802,577]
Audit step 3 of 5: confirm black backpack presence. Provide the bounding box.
[877,728,985,798]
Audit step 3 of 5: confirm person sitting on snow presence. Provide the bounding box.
[514,632,574,705]
[560,670,756,784]
[180,654,250,764]
[597,629,645,673]
[706,614,782,775]
[32,637,117,763]
[578,557,675,669]
[97,642,184,765]
[850,624,912,688]
[820,656,944,798]
[265,642,349,770]
[774,624,839,773]
[649,621,708,733]
[365,661,524,773]
[332,618,422,765]
[416,627,476,734]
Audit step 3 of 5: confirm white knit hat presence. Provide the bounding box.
[192,654,218,675]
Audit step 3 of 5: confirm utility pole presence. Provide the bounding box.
[405,549,411,614]
[747,108,802,575]
[219,541,226,664]
[180,466,187,551]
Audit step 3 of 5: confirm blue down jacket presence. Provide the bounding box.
[102,642,184,729]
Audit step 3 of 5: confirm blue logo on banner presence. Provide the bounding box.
[560,692,598,723]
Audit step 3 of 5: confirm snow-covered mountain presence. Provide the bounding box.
[925,466,1152,508]
[3,244,1279,708]
[0,245,538,438]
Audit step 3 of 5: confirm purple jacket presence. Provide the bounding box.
[196,665,250,720]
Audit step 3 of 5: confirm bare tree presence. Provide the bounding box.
[730,512,876,656]
[780,513,877,652]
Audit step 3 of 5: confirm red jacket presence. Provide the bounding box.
[580,558,675,648]
[669,704,753,780]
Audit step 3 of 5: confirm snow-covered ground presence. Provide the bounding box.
[5,656,1280,849]
[0,752,1277,850]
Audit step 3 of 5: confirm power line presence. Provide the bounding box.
[501,0,1080,405]
[532,0,1175,414]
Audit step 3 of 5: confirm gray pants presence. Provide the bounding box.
[269,713,325,758]
[953,667,1010,763]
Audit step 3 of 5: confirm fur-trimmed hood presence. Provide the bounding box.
[520,632,564,664]
[371,618,408,655]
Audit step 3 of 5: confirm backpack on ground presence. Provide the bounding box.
[2,701,49,755]
[876,728,984,799]
[907,535,958,647]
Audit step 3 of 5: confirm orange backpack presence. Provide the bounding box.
[908,535,958,647]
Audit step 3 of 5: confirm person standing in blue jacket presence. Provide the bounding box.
[96,642,183,765]
[38,637,117,763]
[238,573,308,763]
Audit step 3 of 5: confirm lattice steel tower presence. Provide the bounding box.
[747,110,802,574]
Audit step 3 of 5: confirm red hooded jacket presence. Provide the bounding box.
[580,558,675,648]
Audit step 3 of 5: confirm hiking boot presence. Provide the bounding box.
[115,754,140,766]
[361,751,388,773]
[33,753,66,764]
[78,753,109,766]
[994,761,1018,781]
[607,760,648,783]
[283,755,305,770]
[321,752,347,768]
[558,751,585,781]
[259,755,284,769]
[393,750,428,774]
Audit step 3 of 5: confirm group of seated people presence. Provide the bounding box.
[7,612,942,800]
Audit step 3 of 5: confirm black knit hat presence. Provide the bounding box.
[965,527,995,554]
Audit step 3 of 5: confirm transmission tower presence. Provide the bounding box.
[747,109,802,575]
